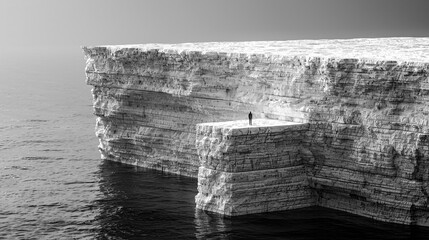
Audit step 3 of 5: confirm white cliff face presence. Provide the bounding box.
[195,120,313,215]
[84,38,429,225]
[194,119,429,225]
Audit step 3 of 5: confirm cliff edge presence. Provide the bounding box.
[83,38,429,225]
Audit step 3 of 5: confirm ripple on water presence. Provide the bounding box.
[40,149,63,152]
[25,119,49,123]
[4,166,29,170]
[21,156,52,161]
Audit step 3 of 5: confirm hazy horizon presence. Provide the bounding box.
[1,0,428,55]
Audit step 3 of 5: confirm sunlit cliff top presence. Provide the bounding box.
[197,119,305,129]
[84,37,429,63]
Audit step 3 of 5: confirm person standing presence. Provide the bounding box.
[248,111,253,126]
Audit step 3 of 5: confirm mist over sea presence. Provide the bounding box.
[1,49,429,239]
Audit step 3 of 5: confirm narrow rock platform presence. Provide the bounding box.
[195,119,313,215]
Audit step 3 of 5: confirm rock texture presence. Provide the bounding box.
[83,37,429,226]
[195,119,313,215]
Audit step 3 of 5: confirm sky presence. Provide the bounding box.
[1,0,428,54]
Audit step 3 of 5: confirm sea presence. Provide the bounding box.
[1,48,429,239]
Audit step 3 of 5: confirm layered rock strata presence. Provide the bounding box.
[83,38,429,226]
[195,119,313,215]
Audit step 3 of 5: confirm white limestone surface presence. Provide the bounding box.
[88,37,429,63]
[84,37,429,225]
[198,119,303,128]
[195,119,312,215]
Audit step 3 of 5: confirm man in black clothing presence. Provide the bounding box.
[248,112,253,126]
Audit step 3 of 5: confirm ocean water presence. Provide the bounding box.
[1,49,429,239]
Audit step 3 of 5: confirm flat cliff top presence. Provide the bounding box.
[198,119,305,129]
[85,37,429,63]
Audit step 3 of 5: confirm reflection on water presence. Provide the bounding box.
[194,206,429,240]
[95,161,197,239]
[195,209,232,239]
[96,161,429,239]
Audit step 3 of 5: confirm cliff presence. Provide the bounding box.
[195,119,314,215]
[83,38,429,226]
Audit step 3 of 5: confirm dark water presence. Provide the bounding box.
[1,49,429,239]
